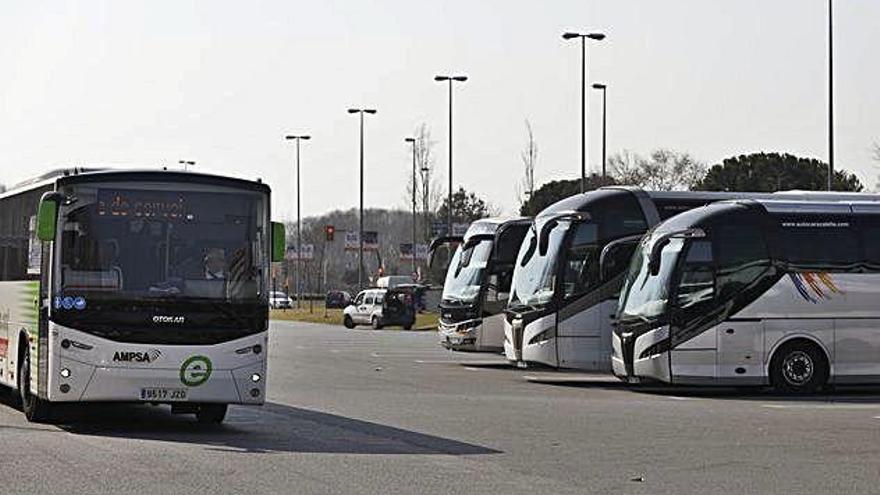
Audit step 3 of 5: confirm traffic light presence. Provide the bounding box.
[324,225,335,242]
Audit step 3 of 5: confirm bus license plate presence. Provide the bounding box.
[140,387,188,401]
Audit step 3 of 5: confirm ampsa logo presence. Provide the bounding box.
[113,349,162,363]
[153,315,185,324]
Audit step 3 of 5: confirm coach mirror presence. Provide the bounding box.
[599,234,643,282]
[271,222,286,263]
[37,192,64,242]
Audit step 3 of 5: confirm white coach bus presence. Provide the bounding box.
[0,168,285,422]
[431,218,530,352]
[503,187,878,371]
[613,199,880,393]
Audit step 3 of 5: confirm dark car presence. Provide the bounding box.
[325,290,352,309]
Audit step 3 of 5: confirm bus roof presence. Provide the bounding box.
[2,168,269,201]
[535,186,880,220]
[464,216,530,240]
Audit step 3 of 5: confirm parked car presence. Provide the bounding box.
[325,290,352,309]
[343,288,416,330]
[269,291,293,309]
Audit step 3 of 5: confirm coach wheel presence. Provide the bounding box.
[18,346,52,423]
[196,404,228,424]
[371,316,382,330]
[343,315,355,329]
[770,340,828,395]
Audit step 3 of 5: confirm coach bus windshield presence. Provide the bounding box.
[509,221,569,308]
[618,237,684,323]
[442,238,493,305]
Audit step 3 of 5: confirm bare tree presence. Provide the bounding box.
[610,149,706,190]
[517,119,538,207]
[406,123,443,240]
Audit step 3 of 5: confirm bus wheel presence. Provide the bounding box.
[18,347,52,423]
[371,317,382,330]
[770,340,828,395]
[343,315,355,329]
[196,404,227,424]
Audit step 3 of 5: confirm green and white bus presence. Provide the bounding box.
[0,168,285,423]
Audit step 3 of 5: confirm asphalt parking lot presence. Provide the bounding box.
[3,320,880,494]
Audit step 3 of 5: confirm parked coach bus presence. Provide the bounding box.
[0,168,285,422]
[503,187,878,371]
[431,217,530,352]
[614,199,880,393]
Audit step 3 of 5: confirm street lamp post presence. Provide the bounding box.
[285,134,311,308]
[405,137,417,275]
[434,74,467,236]
[347,108,377,291]
[591,83,607,179]
[828,0,834,191]
[562,31,605,192]
[178,160,195,171]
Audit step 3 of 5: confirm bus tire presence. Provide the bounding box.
[371,316,382,330]
[18,345,52,423]
[770,340,828,395]
[343,315,355,329]
[403,324,413,330]
[196,404,227,424]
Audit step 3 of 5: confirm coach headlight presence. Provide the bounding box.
[251,373,262,383]
[60,368,71,378]
[457,319,482,334]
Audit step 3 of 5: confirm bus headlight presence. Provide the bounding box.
[251,373,262,383]
[60,368,71,378]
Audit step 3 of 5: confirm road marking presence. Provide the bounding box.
[667,396,694,401]
[463,367,484,371]
[762,404,880,410]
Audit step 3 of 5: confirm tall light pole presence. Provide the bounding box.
[348,108,377,290]
[562,31,605,192]
[405,137,418,275]
[827,0,834,191]
[591,83,607,179]
[178,160,195,171]
[285,134,310,307]
[434,74,467,236]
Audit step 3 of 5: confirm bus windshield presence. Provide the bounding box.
[57,186,265,302]
[442,238,493,304]
[618,237,684,323]
[509,220,569,308]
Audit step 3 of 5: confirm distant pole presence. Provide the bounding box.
[434,75,468,236]
[828,0,834,191]
[347,108,377,290]
[285,134,311,307]
[406,137,417,275]
[592,83,608,179]
[562,31,605,192]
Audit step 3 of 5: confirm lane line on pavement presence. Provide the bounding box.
[762,404,880,410]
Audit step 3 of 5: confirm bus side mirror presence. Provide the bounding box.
[538,219,558,256]
[37,192,62,242]
[648,240,666,276]
[271,222,286,262]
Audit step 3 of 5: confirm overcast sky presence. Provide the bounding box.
[2,0,878,220]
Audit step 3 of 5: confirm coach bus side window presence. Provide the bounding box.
[675,240,715,310]
[562,223,599,300]
[714,224,771,301]
[862,224,880,268]
[781,222,859,270]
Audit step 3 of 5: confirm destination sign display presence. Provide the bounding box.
[97,189,190,220]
